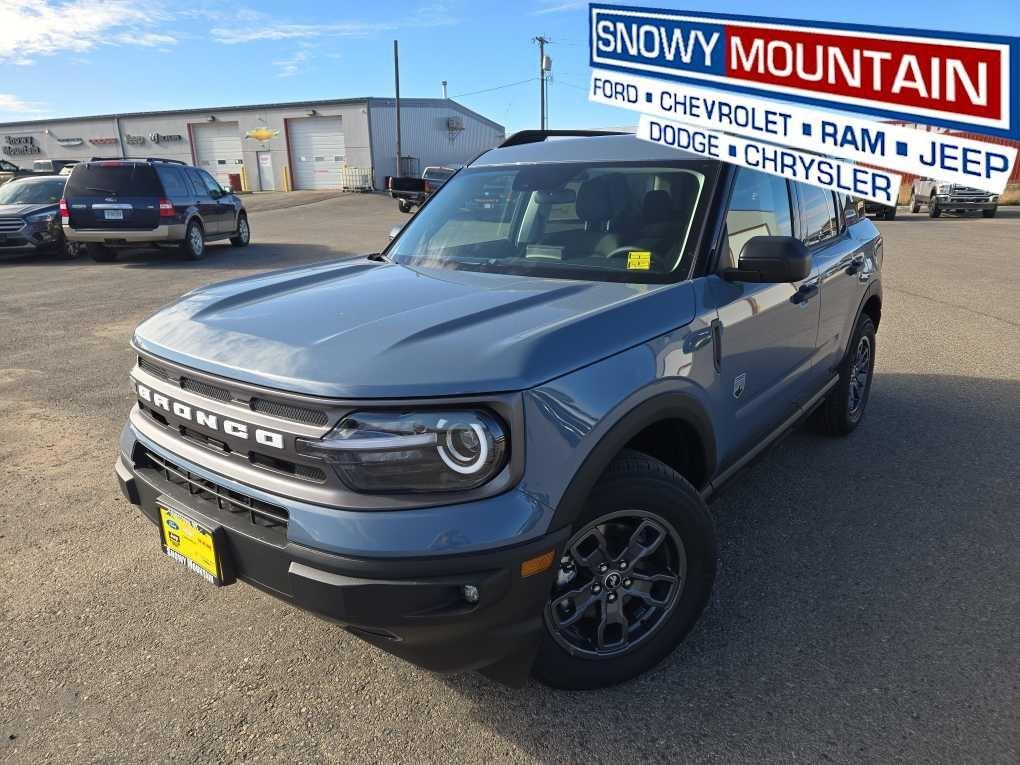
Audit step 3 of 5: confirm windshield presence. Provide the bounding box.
[0,177,65,205]
[388,160,717,283]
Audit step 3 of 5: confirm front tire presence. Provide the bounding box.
[230,213,250,246]
[910,193,921,213]
[814,314,877,436]
[883,205,897,221]
[398,199,412,214]
[532,451,718,690]
[180,220,205,260]
[928,200,941,218]
[982,206,997,219]
[87,243,116,262]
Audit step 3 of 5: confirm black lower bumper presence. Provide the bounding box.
[116,455,567,682]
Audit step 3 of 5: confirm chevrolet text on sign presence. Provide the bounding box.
[590,71,1017,193]
[590,4,1019,139]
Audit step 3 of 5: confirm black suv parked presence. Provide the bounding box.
[62,158,250,262]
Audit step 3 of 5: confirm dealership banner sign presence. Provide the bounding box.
[590,71,1017,193]
[638,115,901,205]
[589,4,1020,139]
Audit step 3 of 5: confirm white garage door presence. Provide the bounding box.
[192,122,243,186]
[288,116,345,190]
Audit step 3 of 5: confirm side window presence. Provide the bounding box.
[155,166,189,199]
[723,169,793,268]
[198,170,222,195]
[797,183,839,246]
[185,168,209,197]
[837,193,861,228]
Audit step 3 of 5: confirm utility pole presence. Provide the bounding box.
[393,40,402,177]
[533,36,550,130]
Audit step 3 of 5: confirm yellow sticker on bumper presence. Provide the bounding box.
[159,507,220,584]
[626,250,651,270]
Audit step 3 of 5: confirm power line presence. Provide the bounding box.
[451,78,538,99]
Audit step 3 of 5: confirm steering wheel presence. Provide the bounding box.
[604,245,646,260]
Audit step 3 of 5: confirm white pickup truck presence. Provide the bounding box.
[909,178,998,218]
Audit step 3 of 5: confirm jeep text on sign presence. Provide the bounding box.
[590,4,1020,139]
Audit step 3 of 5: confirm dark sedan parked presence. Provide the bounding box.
[0,175,79,258]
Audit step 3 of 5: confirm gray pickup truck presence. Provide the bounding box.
[116,131,882,689]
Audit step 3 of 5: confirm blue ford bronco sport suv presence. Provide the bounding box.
[116,131,882,689]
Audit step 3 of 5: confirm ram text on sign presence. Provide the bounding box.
[590,4,1019,139]
[638,114,901,205]
[590,70,1017,194]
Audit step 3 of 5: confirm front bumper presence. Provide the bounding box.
[64,223,184,244]
[0,220,60,251]
[932,196,997,210]
[116,437,568,681]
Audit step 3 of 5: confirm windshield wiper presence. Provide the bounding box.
[86,187,116,195]
[366,252,390,262]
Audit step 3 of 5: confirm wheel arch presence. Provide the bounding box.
[550,391,718,532]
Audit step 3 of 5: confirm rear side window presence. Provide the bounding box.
[155,166,190,198]
[423,167,454,182]
[723,169,793,268]
[185,168,210,196]
[65,164,162,197]
[797,183,839,246]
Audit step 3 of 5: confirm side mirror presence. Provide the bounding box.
[389,225,401,240]
[222,186,233,195]
[722,236,811,283]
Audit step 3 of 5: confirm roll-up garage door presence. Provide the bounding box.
[192,122,243,186]
[288,116,345,190]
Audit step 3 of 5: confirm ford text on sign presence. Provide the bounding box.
[590,4,1020,139]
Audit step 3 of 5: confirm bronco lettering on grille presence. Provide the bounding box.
[135,382,284,450]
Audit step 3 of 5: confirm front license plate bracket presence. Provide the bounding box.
[157,499,235,586]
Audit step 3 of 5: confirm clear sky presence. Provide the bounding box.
[2,0,1018,133]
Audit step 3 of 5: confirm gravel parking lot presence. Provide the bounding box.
[1,194,1017,763]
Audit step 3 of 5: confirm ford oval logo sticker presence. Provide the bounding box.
[166,518,180,530]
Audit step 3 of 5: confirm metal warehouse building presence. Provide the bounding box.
[0,97,505,192]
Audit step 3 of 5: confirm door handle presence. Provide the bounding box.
[791,283,819,305]
[845,255,865,275]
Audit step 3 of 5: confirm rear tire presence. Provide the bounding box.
[814,315,877,436]
[88,243,116,262]
[909,193,921,213]
[532,451,717,690]
[883,205,897,221]
[398,200,413,214]
[180,220,205,260]
[928,200,941,218]
[982,207,997,219]
[230,213,250,246]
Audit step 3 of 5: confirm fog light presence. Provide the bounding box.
[462,584,479,604]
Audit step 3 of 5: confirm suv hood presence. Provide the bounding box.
[134,258,696,398]
[0,203,55,217]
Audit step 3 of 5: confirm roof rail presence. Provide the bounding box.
[498,130,629,148]
[86,156,186,164]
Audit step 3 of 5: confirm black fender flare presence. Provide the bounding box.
[549,388,718,532]
[843,279,882,360]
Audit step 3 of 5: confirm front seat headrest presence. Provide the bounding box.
[575,174,627,224]
[642,190,673,224]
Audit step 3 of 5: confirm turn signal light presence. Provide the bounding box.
[58,198,69,222]
[520,549,555,578]
[158,199,174,218]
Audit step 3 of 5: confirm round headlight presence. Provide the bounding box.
[296,409,508,493]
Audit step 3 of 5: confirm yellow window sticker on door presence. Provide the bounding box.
[626,251,651,270]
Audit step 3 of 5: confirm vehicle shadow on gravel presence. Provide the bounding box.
[439,372,1020,762]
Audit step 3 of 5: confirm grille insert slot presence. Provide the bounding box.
[180,377,231,402]
[251,397,328,427]
[142,449,289,529]
[138,356,172,381]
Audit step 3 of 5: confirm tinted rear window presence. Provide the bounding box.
[65,164,163,197]
[156,166,191,197]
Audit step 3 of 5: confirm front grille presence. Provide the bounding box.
[251,397,328,427]
[138,356,172,381]
[0,218,26,233]
[141,448,289,529]
[181,376,231,402]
